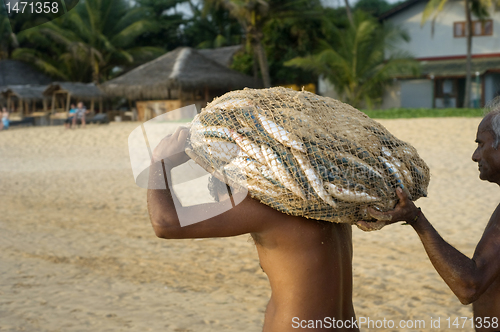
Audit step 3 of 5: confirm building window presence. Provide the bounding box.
[454,22,466,37]
[454,20,493,37]
[435,79,457,98]
[483,20,493,35]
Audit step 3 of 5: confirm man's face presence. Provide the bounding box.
[472,117,500,184]
[77,102,83,108]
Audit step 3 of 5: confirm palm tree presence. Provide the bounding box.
[205,0,321,88]
[285,11,419,108]
[185,0,243,49]
[0,10,19,59]
[422,0,491,107]
[14,0,163,82]
[205,0,271,87]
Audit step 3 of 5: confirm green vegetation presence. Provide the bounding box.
[362,108,485,119]
[285,11,419,108]
[0,0,411,105]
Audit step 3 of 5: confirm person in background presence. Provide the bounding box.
[0,107,9,130]
[64,103,77,129]
[72,102,88,129]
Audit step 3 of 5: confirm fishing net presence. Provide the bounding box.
[186,87,430,224]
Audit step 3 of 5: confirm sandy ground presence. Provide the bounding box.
[1,117,499,332]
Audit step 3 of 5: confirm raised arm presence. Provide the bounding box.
[147,127,270,239]
[364,188,500,305]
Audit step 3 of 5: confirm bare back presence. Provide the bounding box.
[471,204,500,329]
[251,207,358,331]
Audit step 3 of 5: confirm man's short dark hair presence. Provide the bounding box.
[208,175,232,202]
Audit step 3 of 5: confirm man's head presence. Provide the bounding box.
[77,102,83,109]
[208,175,232,202]
[71,103,76,108]
[472,111,500,184]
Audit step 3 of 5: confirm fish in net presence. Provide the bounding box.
[185,87,430,224]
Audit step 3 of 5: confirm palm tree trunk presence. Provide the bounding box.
[90,48,99,83]
[252,48,260,87]
[464,0,472,108]
[344,0,354,26]
[253,36,271,88]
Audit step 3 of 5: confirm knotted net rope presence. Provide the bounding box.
[186,87,429,224]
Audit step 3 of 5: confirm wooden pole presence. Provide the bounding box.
[51,93,55,112]
[43,99,47,112]
[6,94,11,111]
[20,98,24,117]
[99,98,103,113]
[66,92,71,112]
[90,98,95,112]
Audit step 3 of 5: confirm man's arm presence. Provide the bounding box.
[365,188,500,305]
[147,127,272,239]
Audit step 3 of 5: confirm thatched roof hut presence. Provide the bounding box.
[101,47,256,100]
[0,60,52,88]
[198,45,243,68]
[43,82,104,100]
[1,85,50,114]
[1,85,48,100]
[43,82,104,113]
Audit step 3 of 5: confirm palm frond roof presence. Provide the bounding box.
[1,85,49,100]
[198,45,243,68]
[0,60,53,88]
[43,82,104,99]
[101,47,256,100]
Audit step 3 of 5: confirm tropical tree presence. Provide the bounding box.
[285,11,419,108]
[184,0,243,49]
[204,0,271,87]
[204,0,321,88]
[0,15,17,59]
[261,0,325,85]
[0,4,21,59]
[354,0,396,17]
[14,0,163,82]
[134,0,188,51]
[422,0,491,107]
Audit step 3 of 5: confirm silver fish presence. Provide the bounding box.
[381,147,414,186]
[195,126,233,142]
[325,182,379,203]
[202,138,240,164]
[257,113,305,152]
[292,150,336,207]
[261,145,306,200]
[229,130,267,165]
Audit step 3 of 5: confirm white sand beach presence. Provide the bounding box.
[1,117,498,331]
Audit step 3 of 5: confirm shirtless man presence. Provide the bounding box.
[358,111,500,331]
[147,127,359,331]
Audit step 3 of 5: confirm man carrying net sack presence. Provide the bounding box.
[147,88,429,331]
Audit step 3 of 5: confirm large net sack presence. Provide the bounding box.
[186,87,429,224]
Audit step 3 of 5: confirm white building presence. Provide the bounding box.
[379,0,500,108]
